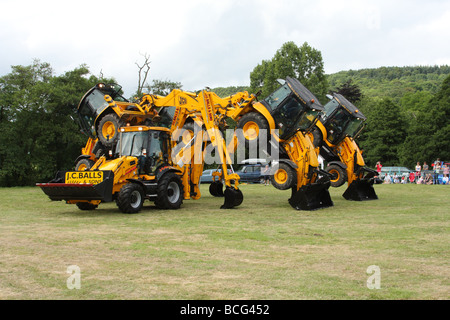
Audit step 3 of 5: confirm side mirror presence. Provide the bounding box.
[277,79,286,85]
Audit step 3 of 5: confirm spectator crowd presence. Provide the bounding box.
[376,159,449,185]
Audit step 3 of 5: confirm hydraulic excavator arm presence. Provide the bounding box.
[142,89,246,209]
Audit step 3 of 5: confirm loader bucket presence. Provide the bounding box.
[209,181,224,197]
[37,171,115,202]
[220,187,243,209]
[342,178,378,201]
[288,180,333,211]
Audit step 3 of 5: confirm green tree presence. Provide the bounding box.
[359,98,406,167]
[334,79,362,104]
[250,41,328,100]
[0,61,104,186]
[399,75,450,165]
[145,79,182,96]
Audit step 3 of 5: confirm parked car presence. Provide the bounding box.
[379,166,413,180]
[200,169,232,184]
[235,163,265,183]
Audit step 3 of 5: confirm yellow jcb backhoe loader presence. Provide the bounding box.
[308,93,378,201]
[37,89,245,212]
[73,83,160,171]
[214,77,334,210]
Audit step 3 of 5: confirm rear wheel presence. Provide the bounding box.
[326,164,347,187]
[116,183,145,214]
[98,113,123,147]
[236,112,269,150]
[155,172,184,209]
[270,162,296,190]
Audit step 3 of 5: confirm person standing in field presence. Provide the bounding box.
[415,162,421,182]
[433,159,441,184]
[376,161,382,176]
[262,164,270,186]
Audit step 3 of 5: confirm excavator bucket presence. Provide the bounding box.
[342,178,378,201]
[37,171,115,202]
[209,181,224,197]
[288,180,333,211]
[221,187,243,209]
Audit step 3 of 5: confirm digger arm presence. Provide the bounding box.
[145,89,245,208]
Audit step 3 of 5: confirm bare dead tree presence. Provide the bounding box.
[136,53,151,96]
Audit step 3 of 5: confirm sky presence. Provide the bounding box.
[1,0,450,97]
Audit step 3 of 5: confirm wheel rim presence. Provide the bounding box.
[102,121,116,140]
[274,168,288,185]
[242,121,259,140]
[329,169,340,183]
[167,181,180,203]
[130,190,142,209]
[77,163,88,171]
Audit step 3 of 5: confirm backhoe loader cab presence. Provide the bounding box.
[263,77,323,140]
[77,83,128,138]
[321,93,366,145]
[38,125,186,213]
[311,93,378,201]
[76,83,158,148]
[116,126,171,175]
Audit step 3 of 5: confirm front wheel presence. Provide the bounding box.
[116,183,145,214]
[155,172,184,209]
[270,162,296,190]
[326,164,348,187]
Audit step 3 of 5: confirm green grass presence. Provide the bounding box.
[0,183,448,300]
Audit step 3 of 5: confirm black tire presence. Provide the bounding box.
[92,140,107,159]
[116,183,145,214]
[76,202,98,210]
[311,126,323,148]
[75,158,95,171]
[270,162,296,190]
[326,164,348,187]
[236,112,270,150]
[155,172,184,209]
[98,113,123,147]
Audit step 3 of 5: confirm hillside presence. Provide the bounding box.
[212,65,450,103]
[326,65,450,103]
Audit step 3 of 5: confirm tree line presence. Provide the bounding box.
[0,43,449,186]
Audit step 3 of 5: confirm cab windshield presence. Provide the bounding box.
[344,117,364,137]
[326,108,363,144]
[264,84,291,110]
[322,99,340,120]
[77,89,109,137]
[271,97,319,139]
[119,131,149,157]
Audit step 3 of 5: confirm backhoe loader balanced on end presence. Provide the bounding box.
[215,77,334,211]
[308,93,378,201]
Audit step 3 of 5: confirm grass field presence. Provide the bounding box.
[0,183,448,300]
